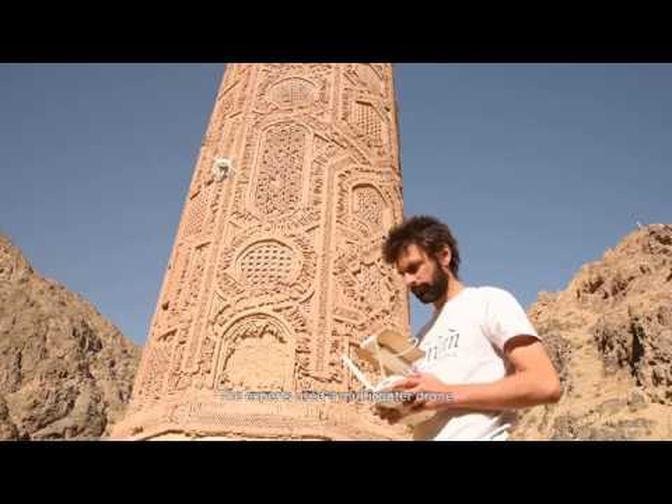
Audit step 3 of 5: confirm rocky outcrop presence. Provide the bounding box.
[513,224,672,440]
[0,233,141,439]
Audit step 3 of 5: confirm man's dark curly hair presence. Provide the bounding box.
[382,215,461,278]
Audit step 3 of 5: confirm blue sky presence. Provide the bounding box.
[1,64,670,345]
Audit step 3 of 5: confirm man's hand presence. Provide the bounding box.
[390,373,456,411]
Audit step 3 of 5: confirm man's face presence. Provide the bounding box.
[395,243,449,304]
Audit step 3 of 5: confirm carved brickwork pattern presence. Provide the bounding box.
[182,189,209,238]
[352,184,384,230]
[238,240,296,288]
[215,314,294,391]
[253,122,308,218]
[268,78,317,109]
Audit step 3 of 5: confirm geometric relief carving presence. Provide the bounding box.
[340,76,392,162]
[268,77,317,109]
[354,64,382,96]
[216,315,294,391]
[190,148,211,194]
[215,228,316,306]
[236,66,252,112]
[182,188,209,238]
[138,330,175,401]
[352,184,385,231]
[353,101,383,146]
[254,65,331,123]
[160,247,190,327]
[220,116,241,157]
[253,122,308,217]
[332,251,401,351]
[346,191,400,326]
[219,88,236,118]
[212,86,239,156]
[333,181,400,332]
[180,244,208,315]
[237,240,297,289]
[193,329,217,390]
[335,256,387,315]
[206,87,236,148]
[312,134,339,166]
[166,337,187,392]
[357,261,387,308]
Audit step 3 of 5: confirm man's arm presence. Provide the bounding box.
[395,335,562,412]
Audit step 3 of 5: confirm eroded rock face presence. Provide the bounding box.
[0,233,141,440]
[513,224,672,440]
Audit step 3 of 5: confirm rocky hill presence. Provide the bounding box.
[0,233,141,439]
[513,224,672,440]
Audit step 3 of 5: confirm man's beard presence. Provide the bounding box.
[411,263,449,304]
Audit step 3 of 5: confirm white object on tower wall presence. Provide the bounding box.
[212,157,233,182]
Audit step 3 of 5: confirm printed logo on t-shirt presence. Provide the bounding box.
[424,328,461,363]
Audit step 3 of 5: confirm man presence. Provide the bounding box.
[375,215,561,440]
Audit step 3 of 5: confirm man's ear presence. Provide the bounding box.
[438,246,452,270]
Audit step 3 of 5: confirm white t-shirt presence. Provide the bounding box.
[412,286,539,441]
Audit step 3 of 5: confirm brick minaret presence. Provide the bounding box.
[112,64,410,440]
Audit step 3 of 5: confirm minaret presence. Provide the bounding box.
[112,64,410,440]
